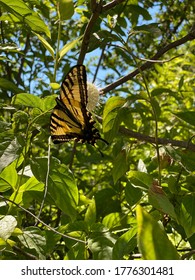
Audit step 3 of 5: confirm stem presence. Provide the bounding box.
[1,195,86,244]
[53,19,62,81]
[130,52,161,185]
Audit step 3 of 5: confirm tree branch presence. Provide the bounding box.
[181,249,195,260]
[78,0,127,64]
[95,115,195,151]
[119,126,195,152]
[78,1,103,64]
[102,0,127,12]
[102,27,195,93]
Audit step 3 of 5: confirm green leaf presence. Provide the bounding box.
[165,146,195,172]
[42,95,57,111]
[9,176,44,206]
[148,184,177,219]
[65,242,87,260]
[174,111,195,126]
[0,78,23,94]
[112,227,137,260]
[125,182,142,206]
[0,215,17,241]
[128,171,153,190]
[0,138,21,173]
[129,5,152,26]
[0,43,21,53]
[18,226,46,259]
[12,93,43,110]
[134,23,161,37]
[151,87,175,96]
[0,0,50,37]
[103,96,126,142]
[112,148,128,184]
[102,212,124,230]
[33,32,54,58]
[58,35,83,62]
[58,0,74,20]
[0,162,18,192]
[177,194,195,238]
[95,188,121,218]
[48,162,78,221]
[84,198,96,226]
[88,223,116,260]
[136,205,180,260]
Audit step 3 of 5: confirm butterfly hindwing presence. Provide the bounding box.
[50,64,106,145]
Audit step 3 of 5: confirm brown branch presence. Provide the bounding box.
[119,126,195,152]
[181,249,195,260]
[13,245,38,260]
[102,27,195,93]
[78,1,103,64]
[78,0,127,64]
[95,115,195,151]
[102,0,127,12]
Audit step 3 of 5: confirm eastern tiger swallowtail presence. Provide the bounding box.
[50,64,107,146]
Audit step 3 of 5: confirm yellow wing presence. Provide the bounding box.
[50,65,107,145]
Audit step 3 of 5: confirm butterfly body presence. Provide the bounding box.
[50,65,107,146]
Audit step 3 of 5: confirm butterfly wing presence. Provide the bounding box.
[50,65,104,145]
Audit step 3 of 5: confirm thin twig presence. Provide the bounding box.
[181,249,195,260]
[102,0,127,12]
[0,195,86,244]
[119,126,195,151]
[13,245,38,260]
[96,115,195,151]
[35,136,51,226]
[102,28,195,93]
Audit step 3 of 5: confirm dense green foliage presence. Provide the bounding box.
[0,0,195,260]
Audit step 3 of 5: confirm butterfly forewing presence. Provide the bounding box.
[60,64,87,107]
[50,64,107,145]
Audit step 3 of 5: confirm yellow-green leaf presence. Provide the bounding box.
[0,0,50,37]
[33,32,54,58]
[58,35,83,62]
[136,205,180,260]
[58,0,74,20]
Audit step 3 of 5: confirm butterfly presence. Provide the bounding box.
[50,64,107,146]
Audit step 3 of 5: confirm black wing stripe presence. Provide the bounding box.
[55,99,81,125]
[78,65,87,105]
[51,111,81,129]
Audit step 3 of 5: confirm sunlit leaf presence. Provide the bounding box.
[12,93,43,110]
[0,0,50,37]
[128,171,153,190]
[58,35,83,62]
[33,32,54,58]
[177,194,195,238]
[136,206,180,260]
[0,162,18,192]
[112,148,128,184]
[103,96,126,142]
[112,226,137,259]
